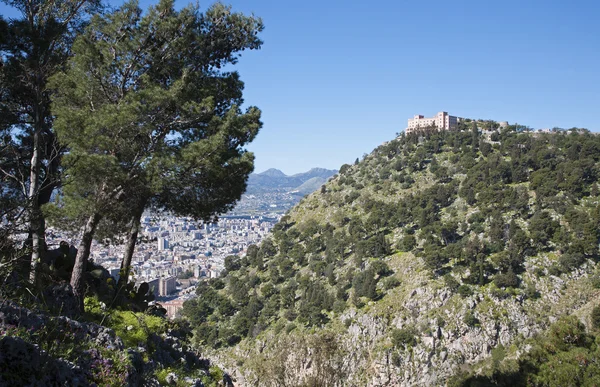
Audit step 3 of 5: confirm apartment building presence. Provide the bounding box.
[159,276,177,296]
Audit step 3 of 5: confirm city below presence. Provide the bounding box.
[47,212,281,318]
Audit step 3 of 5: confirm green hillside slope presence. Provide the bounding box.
[183,123,600,385]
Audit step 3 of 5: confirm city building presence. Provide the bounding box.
[406,111,462,134]
[158,276,177,296]
[157,237,169,251]
[162,298,186,319]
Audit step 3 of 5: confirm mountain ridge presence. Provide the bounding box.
[246,167,337,194]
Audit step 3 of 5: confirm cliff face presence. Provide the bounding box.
[216,255,598,386]
[183,126,600,386]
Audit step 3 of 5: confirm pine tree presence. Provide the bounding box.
[0,0,101,285]
[50,0,264,310]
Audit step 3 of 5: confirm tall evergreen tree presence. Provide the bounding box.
[0,0,101,284]
[471,121,479,149]
[50,0,263,310]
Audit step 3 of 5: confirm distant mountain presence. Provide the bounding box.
[258,168,287,178]
[290,167,338,181]
[230,167,337,215]
[293,176,328,195]
[246,167,337,194]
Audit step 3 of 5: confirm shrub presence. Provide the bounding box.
[391,327,417,349]
[490,288,509,300]
[400,235,416,252]
[333,300,347,314]
[109,310,167,348]
[548,265,562,277]
[493,270,519,289]
[534,267,546,278]
[524,284,540,300]
[444,274,460,292]
[464,311,479,327]
[371,260,393,277]
[383,276,401,290]
[457,285,473,298]
[559,252,585,272]
[285,323,297,334]
[592,306,600,329]
[591,275,600,289]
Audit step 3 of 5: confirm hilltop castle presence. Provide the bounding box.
[406,111,463,134]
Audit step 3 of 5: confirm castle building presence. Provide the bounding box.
[406,111,462,134]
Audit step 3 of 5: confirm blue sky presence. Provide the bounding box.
[2,0,599,174]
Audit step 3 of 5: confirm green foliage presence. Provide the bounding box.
[464,311,479,327]
[444,274,460,292]
[1,305,132,385]
[457,285,473,298]
[111,310,166,348]
[0,0,103,285]
[224,255,241,272]
[352,269,378,300]
[48,0,264,305]
[592,306,600,330]
[383,276,401,290]
[493,269,520,289]
[390,326,417,349]
[85,296,167,348]
[452,316,600,387]
[558,252,585,272]
[590,274,600,289]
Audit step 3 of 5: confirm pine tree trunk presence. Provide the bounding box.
[117,203,145,290]
[71,212,102,312]
[28,116,43,285]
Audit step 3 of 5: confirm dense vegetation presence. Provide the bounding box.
[181,124,600,384]
[184,124,600,348]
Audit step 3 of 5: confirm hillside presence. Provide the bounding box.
[182,124,600,385]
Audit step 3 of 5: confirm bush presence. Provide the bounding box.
[109,310,167,348]
[444,274,460,292]
[285,323,297,334]
[534,267,546,278]
[490,288,509,300]
[371,260,393,276]
[524,284,540,300]
[464,311,480,327]
[333,300,347,314]
[493,270,519,289]
[383,276,401,290]
[559,252,585,272]
[400,235,416,251]
[591,275,600,289]
[391,327,417,349]
[592,306,600,329]
[457,285,473,298]
[548,265,562,277]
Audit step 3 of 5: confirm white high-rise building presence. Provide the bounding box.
[157,237,169,251]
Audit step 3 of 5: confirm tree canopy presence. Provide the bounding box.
[48,0,263,309]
